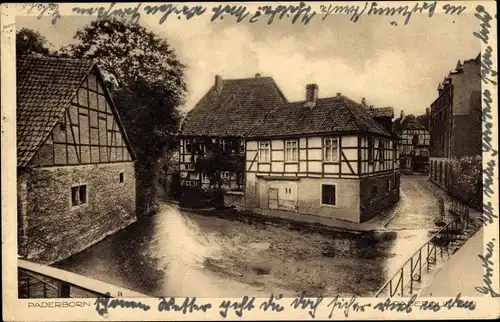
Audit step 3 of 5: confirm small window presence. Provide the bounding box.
[220,139,227,152]
[285,140,298,162]
[221,171,230,179]
[119,172,124,183]
[186,163,195,171]
[378,140,384,163]
[368,138,374,162]
[71,185,87,207]
[372,186,378,197]
[202,173,210,184]
[321,184,336,206]
[259,142,270,162]
[324,137,339,162]
[185,139,192,153]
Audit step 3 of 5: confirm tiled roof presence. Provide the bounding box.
[180,77,287,137]
[404,120,426,130]
[247,95,392,138]
[17,55,95,167]
[366,106,394,118]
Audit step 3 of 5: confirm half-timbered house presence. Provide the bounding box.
[17,55,136,264]
[178,74,287,192]
[397,115,430,173]
[243,84,400,223]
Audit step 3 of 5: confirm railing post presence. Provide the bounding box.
[410,257,414,294]
[418,249,422,281]
[400,268,404,296]
[26,276,30,298]
[426,243,430,271]
[57,282,71,298]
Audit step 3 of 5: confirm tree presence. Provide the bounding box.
[66,18,187,216]
[16,28,51,57]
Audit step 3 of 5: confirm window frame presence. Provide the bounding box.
[258,141,271,163]
[185,139,192,154]
[201,173,210,184]
[70,183,88,209]
[323,137,340,163]
[320,183,337,207]
[221,171,230,180]
[284,140,299,163]
[367,137,374,163]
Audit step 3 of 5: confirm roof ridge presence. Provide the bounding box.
[341,95,391,135]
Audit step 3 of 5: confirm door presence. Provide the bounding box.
[278,186,296,211]
[268,188,278,210]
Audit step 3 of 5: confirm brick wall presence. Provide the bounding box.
[22,162,136,264]
[359,173,399,222]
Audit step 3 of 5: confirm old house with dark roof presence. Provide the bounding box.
[429,54,482,189]
[361,98,395,135]
[396,114,430,173]
[17,55,137,264]
[178,74,287,191]
[243,84,400,223]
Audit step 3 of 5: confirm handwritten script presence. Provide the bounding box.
[92,293,477,317]
[26,2,467,26]
[475,238,500,297]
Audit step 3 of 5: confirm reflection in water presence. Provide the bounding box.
[56,203,437,297]
[57,205,274,297]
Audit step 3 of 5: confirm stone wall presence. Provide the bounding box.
[451,114,482,158]
[22,162,136,264]
[359,172,400,222]
[223,191,245,208]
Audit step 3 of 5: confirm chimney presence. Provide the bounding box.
[304,84,318,108]
[361,97,367,107]
[369,105,374,109]
[400,109,404,119]
[255,73,261,78]
[426,107,430,116]
[215,75,223,92]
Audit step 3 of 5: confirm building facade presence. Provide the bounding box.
[429,54,482,189]
[243,85,400,223]
[17,55,137,264]
[178,74,287,192]
[398,116,430,173]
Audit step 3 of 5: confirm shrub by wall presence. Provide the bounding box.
[448,155,482,211]
[179,186,224,209]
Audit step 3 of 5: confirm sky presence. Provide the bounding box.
[16,4,480,118]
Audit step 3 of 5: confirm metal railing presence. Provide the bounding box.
[375,201,473,298]
[18,258,150,299]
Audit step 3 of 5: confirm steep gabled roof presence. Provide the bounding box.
[247,94,392,138]
[179,76,287,137]
[17,55,135,167]
[366,106,394,118]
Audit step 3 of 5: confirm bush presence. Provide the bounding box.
[179,186,224,209]
[448,156,482,211]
